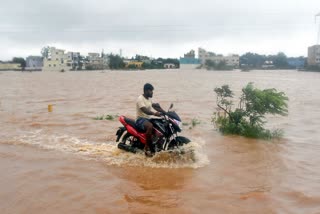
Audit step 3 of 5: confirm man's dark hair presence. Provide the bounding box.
[144,83,154,92]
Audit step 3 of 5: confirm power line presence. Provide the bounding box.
[0,23,314,33]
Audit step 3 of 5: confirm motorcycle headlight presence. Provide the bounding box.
[173,119,182,130]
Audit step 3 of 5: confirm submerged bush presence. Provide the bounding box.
[93,114,119,121]
[182,118,201,129]
[212,83,288,140]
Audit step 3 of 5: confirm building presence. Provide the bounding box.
[66,52,81,70]
[85,53,106,70]
[164,63,176,69]
[307,45,320,66]
[0,63,21,71]
[26,56,43,71]
[42,47,84,71]
[287,57,305,69]
[184,50,195,58]
[179,50,201,69]
[198,48,239,68]
[261,61,275,69]
[124,60,144,69]
[42,47,70,72]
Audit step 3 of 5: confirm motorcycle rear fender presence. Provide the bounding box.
[116,127,126,142]
[118,115,147,144]
[126,125,147,144]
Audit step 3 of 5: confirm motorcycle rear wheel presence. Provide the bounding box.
[120,132,144,150]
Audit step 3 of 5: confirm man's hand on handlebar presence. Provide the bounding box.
[154,112,162,117]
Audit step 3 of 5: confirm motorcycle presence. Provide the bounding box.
[115,104,191,154]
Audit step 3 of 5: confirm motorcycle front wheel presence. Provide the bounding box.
[176,136,191,145]
[167,136,191,149]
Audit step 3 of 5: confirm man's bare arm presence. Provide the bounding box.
[140,107,161,116]
[152,103,165,113]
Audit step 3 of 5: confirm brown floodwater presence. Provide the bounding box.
[0,70,320,213]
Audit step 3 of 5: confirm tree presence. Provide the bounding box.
[41,46,50,58]
[212,83,288,139]
[267,52,288,69]
[12,57,26,70]
[108,54,125,69]
[240,52,266,68]
[216,60,228,70]
[205,59,216,69]
[163,58,180,68]
[77,55,85,70]
[204,59,231,70]
[134,54,150,61]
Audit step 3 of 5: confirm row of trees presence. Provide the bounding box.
[200,52,306,71]
[109,54,180,70]
[204,60,233,70]
[240,52,305,69]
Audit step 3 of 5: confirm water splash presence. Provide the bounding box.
[13,130,209,168]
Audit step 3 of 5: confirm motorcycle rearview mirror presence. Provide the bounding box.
[168,103,173,111]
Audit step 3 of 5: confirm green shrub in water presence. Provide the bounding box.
[212,83,288,140]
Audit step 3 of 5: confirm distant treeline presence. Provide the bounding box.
[239,52,305,70]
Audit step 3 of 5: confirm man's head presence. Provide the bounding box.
[143,83,154,98]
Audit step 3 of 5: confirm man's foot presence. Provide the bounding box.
[144,147,154,157]
[145,150,154,157]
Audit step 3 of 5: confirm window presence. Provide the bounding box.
[54,64,56,67]
[49,64,51,67]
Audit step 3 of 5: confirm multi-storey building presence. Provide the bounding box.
[85,53,107,70]
[42,47,82,71]
[42,47,70,71]
[307,45,320,66]
[66,52,80,69]
[26,56,43,71]
[179,49,201,69]
[198,47,239,68]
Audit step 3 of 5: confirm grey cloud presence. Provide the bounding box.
[0,0,320,58]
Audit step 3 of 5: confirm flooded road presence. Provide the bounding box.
[1,70,320,213]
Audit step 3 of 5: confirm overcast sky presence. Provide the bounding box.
[0,0,320,60]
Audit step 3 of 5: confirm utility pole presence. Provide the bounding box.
[316,12,320,44]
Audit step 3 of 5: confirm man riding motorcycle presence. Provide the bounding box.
[136,83,165,157]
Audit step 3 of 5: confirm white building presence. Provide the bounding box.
[85,53,105,70]
[308,45,320,66]
[42,47,70,72]
[164,63,176,69]
[198,48,239,68]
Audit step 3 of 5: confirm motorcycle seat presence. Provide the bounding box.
[124,117,145,133]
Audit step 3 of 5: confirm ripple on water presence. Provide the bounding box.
[12,130,209,169]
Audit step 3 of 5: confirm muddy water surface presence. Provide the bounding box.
[0,70,320,213]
